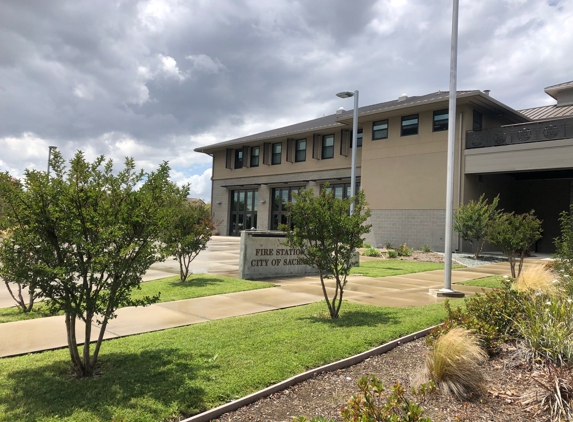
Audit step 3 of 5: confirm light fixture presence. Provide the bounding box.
[216,201,222,205]
[260,199,266,204]
[335,90,359,213]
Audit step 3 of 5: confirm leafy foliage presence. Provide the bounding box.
[420,245,433,253]
[0,151,186,377]
[426,327,487,400]
[554,205,573,297]
[428,280,526,355]
[295,376,435,422]
[486,211,543,277]
[363,247,382,257]
[396,243,413,257]
[453,194,500,259]
[161,200,214,282]
[387,250,398,259]
[281,186,371,319]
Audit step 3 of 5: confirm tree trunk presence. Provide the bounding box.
[318,271,336,318]
[65,313,84,376]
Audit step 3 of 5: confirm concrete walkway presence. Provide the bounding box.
[0,257,547,359]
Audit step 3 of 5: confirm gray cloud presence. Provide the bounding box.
[1,0,572,200]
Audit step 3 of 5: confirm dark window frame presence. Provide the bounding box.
[350,129,363,148]
[271,142,282,165]
[372,120,388,140]
[234,149,243,169]
[295,139,306,162]
[321,134,334,159]
[433,109,449,132]
[250,146,260,167]
[401,114,419,136]
[473,110,483,132]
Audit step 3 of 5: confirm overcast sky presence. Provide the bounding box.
[1,0,571,200]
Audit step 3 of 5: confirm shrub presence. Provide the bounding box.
[554,205,573,297]
[486,210,543,278]
[426,327,487,400]
[428,281,527,355]
[387,250,398,259]
[420,245,433,253]
[362,242,372,249]
[513,264,558,296]
[396,243,413,257]
[363,247,381,257]
[385,242,394,250]
[516,294,573,365]
[453,194,500,259]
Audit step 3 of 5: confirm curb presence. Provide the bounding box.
[180,325,437,422]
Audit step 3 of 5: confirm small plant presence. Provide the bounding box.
[363,247,381,257]
[513,264,558,296]
[486,210,543,278]
[385,242,394,250]
[426,327,487,400]
[387,250,398,259]
[396,243,413,257]
[516,294,573,365]
[362,242,372,249]
[533,363,573,421]
[420,245,433,253]
[453,194,500,259]
[554,205,573,297]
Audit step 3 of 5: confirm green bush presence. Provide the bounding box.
[363,247,381,257]
[385,242,394,250]
[396,243,413,257]
[428,280,526,355]
[362,242,372,249]
[516,294,573,365]
[296,376,435,422]
[487,211,543,278]
[420,245,433,253]
[554,205,573,297]
[387,250,398,259]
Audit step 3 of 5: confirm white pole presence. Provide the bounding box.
[442,0,459,292]
[350,90,359,214]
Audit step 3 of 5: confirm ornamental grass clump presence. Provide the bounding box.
[513,264,558,296]
[426,327,487,400]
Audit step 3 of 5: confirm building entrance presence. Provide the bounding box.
[229,189,258,236]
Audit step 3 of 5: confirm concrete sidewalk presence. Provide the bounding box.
[0,259,537,359]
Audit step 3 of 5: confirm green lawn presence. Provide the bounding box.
[0,275,273,324]
[0,300,461,422]
[350,259,464,278]
[456,275,504,289]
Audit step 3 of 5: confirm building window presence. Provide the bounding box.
[229,189,258,236]
[322,134,334,159]
[271,186,302,230]
[250,146,260,167]
[350,129,363,148]
[295,139,306,162]
[272,143,282,165]
[401,114,419,136]
[372,120,388,140]
[473,110,483,131]
[234,149,243,169]
[432,110,448,132]
[323,182,361,200]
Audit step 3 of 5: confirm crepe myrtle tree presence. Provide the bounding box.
[280,185,371,319]
[0,151,187,377]
[161,199,214,282]
[486,210,543,278]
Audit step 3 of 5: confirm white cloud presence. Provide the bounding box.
[158,54,185,81]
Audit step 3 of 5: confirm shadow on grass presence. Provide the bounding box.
[166,276,228,289]
[1,347,215,421]
[299,309,400,328]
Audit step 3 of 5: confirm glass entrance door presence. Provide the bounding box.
[229,189,258,236]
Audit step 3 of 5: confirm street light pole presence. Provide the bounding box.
[336,90,359,214]
[47,146,57,178]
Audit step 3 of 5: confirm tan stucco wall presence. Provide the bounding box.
[212,129,360,181]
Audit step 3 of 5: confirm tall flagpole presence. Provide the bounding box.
[441,0,460,294]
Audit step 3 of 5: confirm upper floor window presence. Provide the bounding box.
[295,139,306,162]
[322,134,334,159]
[272,143,282,165]
[401,114,419,136]
[250,146,260,167]
[234,149,243,169]
[433,110,449,132]
[372,120,388,140]
[473,110,483,131]
[350,129,363,148]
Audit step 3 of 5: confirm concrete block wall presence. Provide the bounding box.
[368,209,450,252]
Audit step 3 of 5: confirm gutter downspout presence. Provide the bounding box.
[457,112,463,252]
